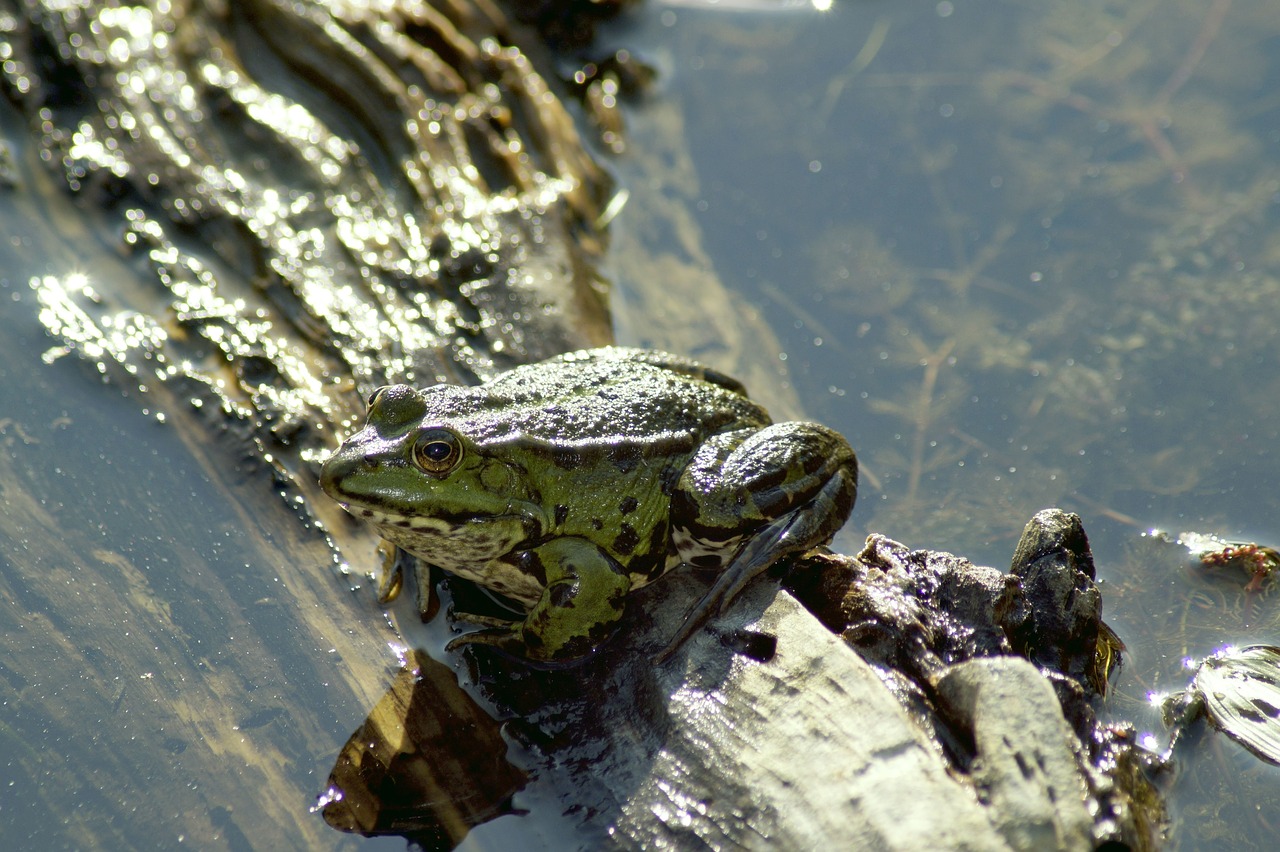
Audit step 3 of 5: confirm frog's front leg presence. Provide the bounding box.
[446,537,631,662]
[659,422,857,660]
[375,545,436,621]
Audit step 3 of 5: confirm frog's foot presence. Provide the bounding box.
[445,539,629,662]
[445,612,524,653]
[653,510,798,663]
[655,471,853,663]
[375,544,404,604]
[444,616,602,664]
[377,546,437,620]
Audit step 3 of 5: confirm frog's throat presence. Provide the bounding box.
[372,513,546,607]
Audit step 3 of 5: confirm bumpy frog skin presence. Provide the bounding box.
[320,347,857,662]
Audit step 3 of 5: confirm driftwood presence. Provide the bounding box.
[0,2,1160,849]
[321,512,1159,849]
[1,1,608,847]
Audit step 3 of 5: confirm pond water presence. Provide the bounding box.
[2,0,1277,849]
[603,0,1280,848]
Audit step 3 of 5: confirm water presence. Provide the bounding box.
[605,1,1280,847]
[3,0,1277,847]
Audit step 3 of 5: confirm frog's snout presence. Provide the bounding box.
[319,449,357,501]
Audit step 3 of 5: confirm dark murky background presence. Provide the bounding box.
[1,0,1277,848]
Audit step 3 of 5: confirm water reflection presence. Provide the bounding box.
[320,649,527,847]
[4,0,1279,847]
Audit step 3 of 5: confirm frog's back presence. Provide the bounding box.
[421,347,769,450]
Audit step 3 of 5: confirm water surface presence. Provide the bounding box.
[605,2,1280,847]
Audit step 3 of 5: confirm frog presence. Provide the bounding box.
[319,346,857,663]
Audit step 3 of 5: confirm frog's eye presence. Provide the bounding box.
[367,386,390,408]
[413,428,462,475]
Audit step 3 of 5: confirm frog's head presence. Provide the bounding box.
[320,384,541,539]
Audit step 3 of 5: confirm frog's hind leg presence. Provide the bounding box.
[657,432,856,663]
[700,472,852,616]
[673,422,857,540]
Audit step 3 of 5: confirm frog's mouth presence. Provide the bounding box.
[319,446,415,509]
[370,514,544,599]
[332,497,532,533]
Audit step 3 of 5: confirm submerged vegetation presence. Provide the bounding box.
[830,1,1277,549]
[661,0,1279,556]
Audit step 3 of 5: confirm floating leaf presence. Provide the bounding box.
[1193,645,1280,766]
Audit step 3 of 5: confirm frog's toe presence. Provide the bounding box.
[445,623,523,653]
[445,610,523,651]
[446,622,598,664]
[451,611,520,630]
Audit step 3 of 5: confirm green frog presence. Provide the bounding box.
[320,347,857,662]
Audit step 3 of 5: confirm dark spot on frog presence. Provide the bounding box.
[518,551,548,586]
[639,519,669,578]
[549,578,580,608]
[618,496,638,515]
[551,449,581,469]
[650,516,669,543]
[692,554,723,569]
[803,451,832,476]
[554,504,569,526]
[669,487,698,525]
[590,517,604,531]
[751,466,792,493]
[610,445,643,473]
[628,551,663,583]
[613,523,639,556]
